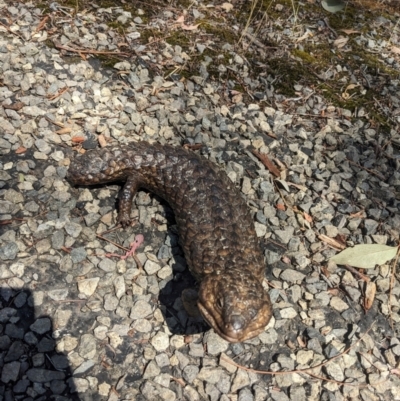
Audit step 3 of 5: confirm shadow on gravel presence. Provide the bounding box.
[158,254,210,337]
[0,288,81,401]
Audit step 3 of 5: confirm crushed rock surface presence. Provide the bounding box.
[0,1,400,401]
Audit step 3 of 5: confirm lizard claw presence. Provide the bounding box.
[117,212,133,228]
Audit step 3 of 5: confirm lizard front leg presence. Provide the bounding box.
[118,176,140,227]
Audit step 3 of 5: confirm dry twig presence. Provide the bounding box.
[343,264,371,282]
[52,40,130,57]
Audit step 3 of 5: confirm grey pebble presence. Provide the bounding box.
[26,368,65,383]
[74,360,95,375]
[68,377,90,393]
[204,331,229,355]
[1,361,20,383]
[50,380,67,394]
[183,365,200,383]
[51,355,70,370]
[364,219,379,235]
[189,342,205,358]
[64,221,82,238]
[280,269,305,283]
[13,291,27,308]
[274,227,295,244]
[98,258,116,272]
[13,379,30,393]
[30,317,51,334]
[104,293,119,311]
[84,212,101,226]
[70,247,87,263]
[37,337,55,352]
[0,335,11,350]
[0,242,19,260]
[157,244,171,259]
[51,230,65,249]
[78,334,97,359]
[130,299,152,319]
[5,340,24,362]
[144,258,161,275]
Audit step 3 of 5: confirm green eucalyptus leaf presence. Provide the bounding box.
[321,0,345,13]
[330,244,398,269]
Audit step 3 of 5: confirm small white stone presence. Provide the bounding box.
[77,278,100,297]
[280,307,297,319]
[151,331,170,352]
[330,296,349,312]
[254,222,267,237]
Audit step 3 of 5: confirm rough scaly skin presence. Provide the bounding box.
[67,142,272,342]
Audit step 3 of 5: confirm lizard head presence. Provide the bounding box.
[197,270,272,343]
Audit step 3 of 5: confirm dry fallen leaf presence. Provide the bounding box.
[221,2,234,11]
[35,15,49,33]
[182,23,200,31]
[333,234,347,248]
[55,127,72,135]
[320,326,332,336]
[327,288,339,296]
[276,203,285,211]
[304,212,313,223]
[342,83,359,99]
[333,36,349,48]
[318,234,346,250]
[232,93,243,104]
[175,15,200,31]
[98,134,108,148]
[349,210,366,219]
[364,281,376,310]
[345,84,359,91]
[15,147,27,154]
[297,335,306,347]
[2,102,25,111]
[276,179,290,192]
[296,30,313,43]
[391,46,400,54]
[171,376,186,387]
[287,181,307,192]
[340,29,360,34]
[71,136,85,143]
[251,149,281,177]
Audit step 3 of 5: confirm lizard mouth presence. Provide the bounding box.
[197,299,271,343]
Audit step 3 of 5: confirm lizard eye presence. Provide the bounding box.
[216,298,224,310]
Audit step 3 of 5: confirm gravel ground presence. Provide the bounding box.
[1,1,400,400]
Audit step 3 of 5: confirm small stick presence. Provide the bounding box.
[52,40,130,57]
[0,21,26,41]
[343,264,370,282]
[96,234,129,252]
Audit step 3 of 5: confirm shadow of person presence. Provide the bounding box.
[0,287,81,401]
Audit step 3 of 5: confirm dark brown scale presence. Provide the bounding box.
[67,142,272,342]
